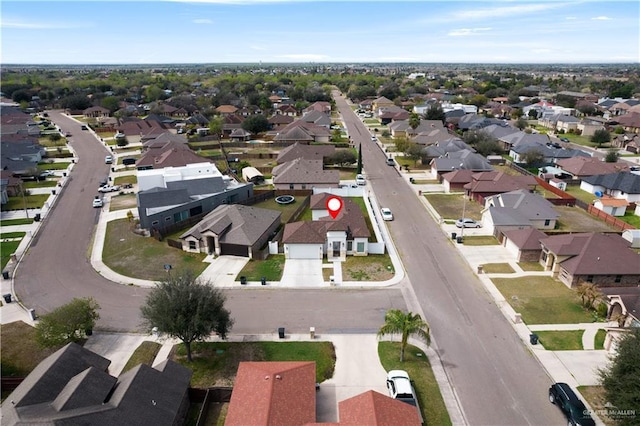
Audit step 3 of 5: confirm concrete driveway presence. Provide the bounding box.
[199,255,249,286]
[280,259,324,287]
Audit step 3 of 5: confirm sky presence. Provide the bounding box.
[1,0,639,64]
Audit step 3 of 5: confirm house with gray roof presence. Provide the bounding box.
[276,142,335,164]
[509,142,590,164]
[540,233,640,288]
[497,131,550,151]
[429,149,493,178]
[482,189,559,233]
[272,158,339,190]
[1,343,192,426]
[580,171,640,203]
[180,204,280,258]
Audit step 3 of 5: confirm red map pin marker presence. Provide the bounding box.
[326,195,343,219]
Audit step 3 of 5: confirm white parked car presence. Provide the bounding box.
[386,370,418,406]
[98,185,121,193]
[381,207,393,221]
[455,218,481,228]
[355,174,366,186]
[92,196,103,208]
[105,155,113,164]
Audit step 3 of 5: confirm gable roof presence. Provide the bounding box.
[180,204,281,245]
[540,233,640,275]
[137,140,208,169]
[582,171,640,194]
[503,227,548,250]
[337,390,421,426]
[465,171,537,193]
[277,142,335,164]
[556,157,629,177]
[272,158,339,185]
[2,343,192,426]
[225,362,316,426]
[485,190,559,226]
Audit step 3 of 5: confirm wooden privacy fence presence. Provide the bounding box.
[587,205,636,231]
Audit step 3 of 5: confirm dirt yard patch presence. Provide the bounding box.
[109,193,138,212]
[424,193,483,221]
[342,254,394,281]
[554,205,618,233]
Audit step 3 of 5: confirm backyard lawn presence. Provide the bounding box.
[492,276,594,324]
[252,196,307,224]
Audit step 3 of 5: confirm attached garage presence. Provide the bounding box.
[220,243,249,257]
[285,244,323,259]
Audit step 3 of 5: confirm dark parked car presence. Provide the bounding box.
[549,382,595,426]
[122,157,136,166]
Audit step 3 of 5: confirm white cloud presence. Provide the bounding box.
[193,18,213,24]
[591,16,612,20]
[448,27,492,37]
[451,3,565,20]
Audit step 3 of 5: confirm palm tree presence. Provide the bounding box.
[576,283,602,309]
[378,309,431,362]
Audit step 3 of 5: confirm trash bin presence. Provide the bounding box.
[310,327,315,339]
[456,236,463,244]
[240,276,247,285]
[3,294,12,303]
[409,177,414,183]
[34,213,41,222]
[477,265,484,274]
[2,271,9,280]
[51,189,56,195]
[278,327,285,339]
[530,333,539,345]
[261,277,266,286]
[451,232,457,240]
[63,172,67,177]
[28,308,36,321]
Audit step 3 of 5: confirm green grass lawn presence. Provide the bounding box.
[518,261,545,271]
[619,211,640,228]
[252,197,307,224]
[103,219,208,281]
[379,342,451,426]
[171,341,336,388]
[425,193,483,220]
[462,235,500,246]
[595,329,606,350]
[1,240,21,269]
[0,218,34,226]
[481,263,515,274]
[236,255,285,281]
[492,276,594,324]
[38,162,71,170]
[121,341,163,373]
[23,179,58,188]
[1,232,26,239]
[113,175,137,185]
[395,156,428,170]
[0,194,50,211]
[535,330,584,350]
[1,321,63,377]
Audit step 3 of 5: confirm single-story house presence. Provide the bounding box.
[464,171,538,204]
[276,142,335,164]
[580,171,640,202]
[225,361,420,426]
[180,204,280,258]
[1,343,192,426]
[539,232,640,288]
[483,190,559,232]
[283,196,370,260]
[502,228,547,262]
[430,150,493,178]
[272,158,339,190]
[621,229,640,248]
[274,121,331,144]
[602,287,640,328]
[441,169,475,193]
[557,157,630,179]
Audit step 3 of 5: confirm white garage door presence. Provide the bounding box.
[287,244,323,259]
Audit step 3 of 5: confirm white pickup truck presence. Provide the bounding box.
[386,370,423,423]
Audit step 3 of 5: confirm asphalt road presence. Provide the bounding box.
[334,92,564,425]
[14,112,406,335]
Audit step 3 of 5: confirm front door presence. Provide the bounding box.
[332,241,340,258]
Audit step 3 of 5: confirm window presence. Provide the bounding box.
[289,184,294,190]
[151,220,159,226]
[189,241,196,250]
[544,219,550,226]
[356,242,365,252]
[301,184,306,189]
[165,216,171,222]
[586,275,594,283]
[347,241,353,251]
[615,275,622,283]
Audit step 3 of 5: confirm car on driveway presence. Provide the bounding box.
[549,382,595,426]
[98,184,120,193]
[381,207,394,221]
[456,218,481,228]
[355,174,366,186]
[386,370,417,407]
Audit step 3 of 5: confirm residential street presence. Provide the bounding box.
[334,91,565,425]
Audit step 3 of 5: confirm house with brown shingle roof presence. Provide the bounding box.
[83,106,110,118]
[276,142,335,164]
[557,157,629,179]
[337,390,421,426]
[272,159,339,190]
[216,104,238,115]
[268,114,295,130]
[283,196,370,260]
[274,121,331,144]
[540,233,640,288]
[502,228,547,262]
[464,171,538,204]
[441,169,475,193]
[304,101,331,115]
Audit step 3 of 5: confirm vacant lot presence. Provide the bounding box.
[342,254,394,281]
[109,193,138,212]
[425,194,483,221]
[492,276,594,324]
[1,321,62,378]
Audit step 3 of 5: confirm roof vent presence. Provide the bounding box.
[265,375,270,380]
[275,375,282,380]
